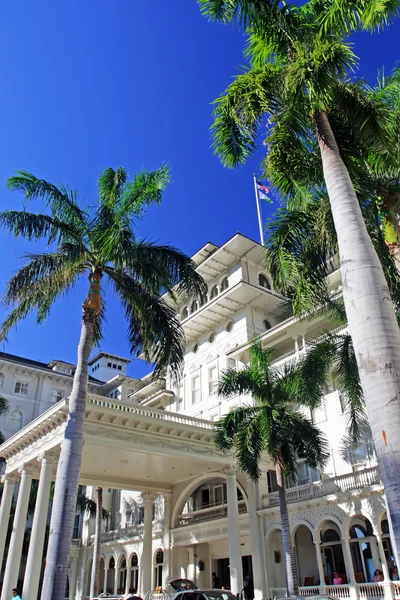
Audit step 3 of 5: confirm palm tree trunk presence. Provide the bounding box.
[315,109,400,557]
[41,271,102,600]
[276,463,298,596]
[90,487,103,599]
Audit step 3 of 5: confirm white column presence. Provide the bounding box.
[104,566,108,593]
[0,474,18,570]
[376,534,391,581]
[141,491,155,595]
[225,467,244,595]
[370,536,383,571]
[187,547,196,584]
[162,493,172,590]
[126,565,131,594]
[1,465,33,600]
[342,537,356,584]
[114,566,119,594]
[247,477,268,600]
[23,454,54,600]
[314,541,326,592]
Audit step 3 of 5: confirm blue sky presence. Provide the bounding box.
[0,1,398,377]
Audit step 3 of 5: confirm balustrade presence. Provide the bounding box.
[263,466,381,508]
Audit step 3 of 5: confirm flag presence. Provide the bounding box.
[256,180,270,201]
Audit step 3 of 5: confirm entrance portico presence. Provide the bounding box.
[0,394,269,600]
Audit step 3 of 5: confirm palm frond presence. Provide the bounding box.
[211,65,282,168]
[117,164,171,219]
[106,267,185,378]
[98,167,128,206]
[214,404,260,452]
[76,491,110,520]
[218,366,266,400]
[7,171,88,234]
[0,211,82,245]
[0,396,9,416]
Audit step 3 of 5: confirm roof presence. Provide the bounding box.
[0,351,103,384]
[88,351,131,366]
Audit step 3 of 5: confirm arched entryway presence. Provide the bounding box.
[153,549,164,590]
[349,515,380,582]
[293,524,319,587]
[106,556,116,594]
[118,555,127,593]
[320,520,346,584]
[99,556,105,592]
[129,552,139,593]
[267,529,286,589]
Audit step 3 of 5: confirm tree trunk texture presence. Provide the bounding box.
[316,110,400,558]
[41,272,101,600]
[276,464,298,596]
[90,487,103,599]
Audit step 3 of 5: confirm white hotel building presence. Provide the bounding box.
[0,233,397,600]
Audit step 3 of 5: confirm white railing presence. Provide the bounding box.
[270,324,348,368]
[393,582,400,599]
[86,394,214,430]
[326,584,351,598]
[263,466,380,507]
[358,583,387,598]
[90,520,163,544]
[299,586,320,595]
[178,499,247,526]
[269,587,287,598]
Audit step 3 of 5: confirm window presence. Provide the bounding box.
[138,506,144,524]
[264,319,272,330]
[220,277,229,292]
[209,413,219,422]
[191,375,200,404]
[0,373,4,389]
[267,470,279,493]
[312,404,327,424]
[51,387,65,403]
[193,343,199,354]
[107,362,112,367]
[214,484,224,505]
[208,366,218,395]
[210,285,218,300]
[113,363,117,369]
[181,307,189,320]
[6,409,23,432]
[73,514,80,539]
[14,380,29,396]
[201,487,210,507]
[176,383,184,411]
[258,274,271,289]
[339,393,347,413]
[199,290,208,307]
[228,358,237,370]
[226,321,233,333]
[117,365,122,370]
[190,300,198,314]
[208,332,216,344]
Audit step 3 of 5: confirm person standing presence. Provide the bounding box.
[12,589,22,600]
[243,575,254,600]
[212,572,221,589]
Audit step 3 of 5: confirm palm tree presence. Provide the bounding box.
[215,339,337,595]
[198,0,400,556]
[0,166,205,600]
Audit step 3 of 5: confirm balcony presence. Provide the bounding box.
[89,520,163,544]
[177,499,247,527]
[262,466,382,508]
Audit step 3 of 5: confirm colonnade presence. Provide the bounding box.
[0,453,56,600]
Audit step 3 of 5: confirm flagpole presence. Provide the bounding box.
[253,174,264,245]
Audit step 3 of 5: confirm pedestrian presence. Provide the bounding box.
[392,566,399,581]
[243,575,254,600]
[212,572,221,589]
[12,589,22,600]
[332,572,343,585]
[374,569,384,582]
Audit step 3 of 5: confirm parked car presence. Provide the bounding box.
[168,579,237,600]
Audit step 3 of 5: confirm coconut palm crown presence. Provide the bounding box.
[0,167,205,375]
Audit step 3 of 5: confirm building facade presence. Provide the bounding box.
[0,233,398,600]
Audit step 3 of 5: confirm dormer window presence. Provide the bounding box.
[259,274,271,289]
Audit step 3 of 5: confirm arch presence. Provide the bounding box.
[190,299,198,314]
[117,553,127,568]
[349,510,378,535]
[128,551,140,567]
[291,519,316,545]
[199,288,208,307]
[378,510,389,536]
[258,273,271,290]
[266,524,282,543]
[349,514,375,538]
[171,472,249,528]
[220,277,229,292]
[181,307,189,320]
[153,547,164,563]
[210,285,218,300]
[315,514,345,540]
[106,554,116,569]
[6,409,23,432]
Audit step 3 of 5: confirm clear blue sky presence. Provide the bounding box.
[0,1,398,377]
